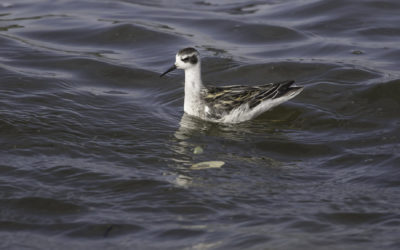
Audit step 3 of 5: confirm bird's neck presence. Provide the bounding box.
[184,65,203,92]
[184,65,204,116]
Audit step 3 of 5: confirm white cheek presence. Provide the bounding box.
[175,61,185,69]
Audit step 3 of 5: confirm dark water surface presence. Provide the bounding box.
[1,0,400,249]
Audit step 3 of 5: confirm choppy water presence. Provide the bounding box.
[1,0,400,249]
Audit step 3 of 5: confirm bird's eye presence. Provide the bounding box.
[181,57,189,62]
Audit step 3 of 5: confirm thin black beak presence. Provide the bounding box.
[160,65,177,77]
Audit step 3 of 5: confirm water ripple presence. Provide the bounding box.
[1,0,400,249]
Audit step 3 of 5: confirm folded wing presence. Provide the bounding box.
[203,80,302,120]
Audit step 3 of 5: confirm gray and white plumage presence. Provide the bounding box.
[160,47,303,123]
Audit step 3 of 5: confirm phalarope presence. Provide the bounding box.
[160,47,303,123]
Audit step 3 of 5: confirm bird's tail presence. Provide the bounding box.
[275,80,303,99]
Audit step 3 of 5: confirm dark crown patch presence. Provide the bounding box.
[178,47,198,55]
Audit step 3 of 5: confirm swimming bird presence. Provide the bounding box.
[160,47,303,123]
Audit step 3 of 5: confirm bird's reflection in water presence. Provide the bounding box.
[166,113,294,188]
[175,113,215,140]
[175,113,280,141]
[171,113,285,163]
[170,114,215,168]
[172,113,250,159]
